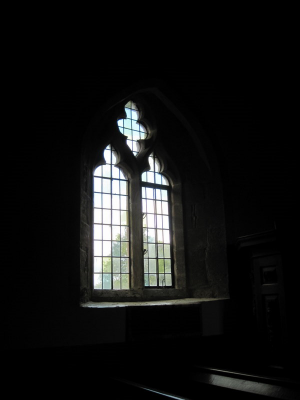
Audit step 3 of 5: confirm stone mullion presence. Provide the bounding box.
[130,176,144,293]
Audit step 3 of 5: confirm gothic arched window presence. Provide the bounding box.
[80,88,228,304]
[92,100,176,294]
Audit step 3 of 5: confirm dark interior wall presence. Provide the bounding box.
[7,62,296,351]
[34,65,293,240]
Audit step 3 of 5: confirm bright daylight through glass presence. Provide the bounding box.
[117,101,147,156]
[142,153,172,287]
[93,145,130,289]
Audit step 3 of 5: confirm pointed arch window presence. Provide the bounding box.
[81,89,228,304]
[93,145,130,290]
[142,153,173,287]
[87,97,186,301]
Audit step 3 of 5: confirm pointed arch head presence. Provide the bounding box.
[82,80,221,183]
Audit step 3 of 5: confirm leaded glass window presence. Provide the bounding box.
[117,100,147,156]
[142,153,173,287]
[93,145,130,290]
[92,101,175,294]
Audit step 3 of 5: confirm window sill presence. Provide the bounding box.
[80,297,228,308]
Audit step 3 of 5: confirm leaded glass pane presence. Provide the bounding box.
[112,210,120,225]
[156,214,162,229]
[94,193,102,208]
[102,178,111,193]
[121,242,129,257]
[94,257,102,273]
[165,259,171,273]
[103,240,112,257]
[158,244,164,258]
[120,196,128,210]
[94,225,102,240]
[148,244,156,258]
[148,229,155,242]
[161,189,168,200]
[121,211,128,225]
[164,230,170,243]
[103,274,111,289]
[103,225,111,240]
[121,274,129,289]
[121,226,129,241]
[113,258,120,273]
[155,173,162,185]
[94,209,102,223]
[132,129,140,141]
[94,177,101,192]
[120,181,128,195]
[103,195,111,209]
[144,274,149,286]
[157,229,163,242]
[165,274,172,286]
[121,258,129,273]
[146,187,154,199]
[163,216,169,229]
[147,214,155,228]
[164,244,170,258]
[94,274,102,289]
[112,180,119,194]
[158,259,164,273]
[147,199,154,213]
[112,166,119,179]
[103,257,111,272]
[112,241,120,257]
[102,164,111,178]
[149,259,156,273]
[112,226,120,241]
[112,195,120,209]
[149,274,157,286]
[94,241,102,256]
[113,274,121,289]
[159,274,165,286]
[162,202,169,215]
[144,259,149,273]
[124,118,131,129]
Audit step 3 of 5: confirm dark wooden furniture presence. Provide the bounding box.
[236,230,288,368]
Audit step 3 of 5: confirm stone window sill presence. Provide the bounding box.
[80,297,228,308]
